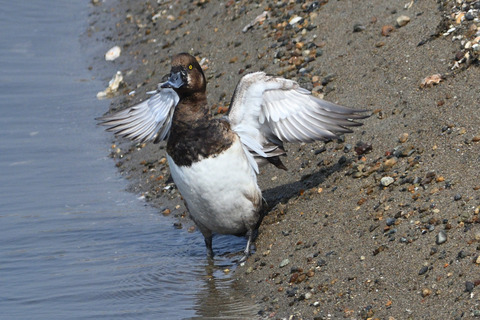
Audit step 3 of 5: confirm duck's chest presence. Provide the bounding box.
[166,118,234,167]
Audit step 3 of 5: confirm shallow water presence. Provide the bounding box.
[0,1,256,319]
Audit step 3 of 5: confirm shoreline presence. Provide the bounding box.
[89,0,480,318]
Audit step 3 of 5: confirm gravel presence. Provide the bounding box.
[90,0,480,318]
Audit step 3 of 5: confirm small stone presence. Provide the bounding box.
[457,250,468,260]
[421,288,432,297]
[465,281,475,293]
[465,12,475,21]
[297,273,307,283]
[475,256,480,264]
[384,158,397,168]
[355,142,373,155]
[286,287,297,297]
[396,15,411,27]
[386,218,397,226]
[381,176,395,187]
[454,194,462,201]
[279,258,290,268]
[304,292,313,300]
[289,16,302,25]
[398,133,409,143]
[436,230,447,244]
[456,12,465,24]
[381,25,395,36]
[317,259,327,267]
[353,23,366,32]
[246,266,254,274]
[418,266,428,275]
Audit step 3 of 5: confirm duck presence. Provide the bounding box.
[99,52,368,260]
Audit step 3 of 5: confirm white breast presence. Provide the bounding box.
[167,135,262,235]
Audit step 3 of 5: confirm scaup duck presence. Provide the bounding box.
[99,53,368,260]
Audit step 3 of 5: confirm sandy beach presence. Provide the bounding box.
[89,0,480,318]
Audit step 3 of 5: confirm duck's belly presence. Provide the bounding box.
[167,137,262,235]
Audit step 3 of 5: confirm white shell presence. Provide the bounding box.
[105,46,121,61]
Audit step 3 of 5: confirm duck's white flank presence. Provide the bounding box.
[167,134,262,236]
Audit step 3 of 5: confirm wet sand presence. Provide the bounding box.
[88,0,480,318]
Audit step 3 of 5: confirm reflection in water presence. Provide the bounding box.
[191,258,259,319]
[88,231,259,319]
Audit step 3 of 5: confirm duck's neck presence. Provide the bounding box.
[172,92,210,125]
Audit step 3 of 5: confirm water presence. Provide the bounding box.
[0,1,256,319]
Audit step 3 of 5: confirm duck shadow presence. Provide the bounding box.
[261,157,350,212]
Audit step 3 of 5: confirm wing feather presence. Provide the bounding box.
[228,72,369,172]
[97,87,179,143]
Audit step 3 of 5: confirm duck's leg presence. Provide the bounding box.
[204,234,214,258]
[239,229,255,262]
[195,220,214,258]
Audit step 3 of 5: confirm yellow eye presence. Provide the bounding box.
[188,64,193,70]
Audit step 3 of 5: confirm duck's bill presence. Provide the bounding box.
[161,71,184,89]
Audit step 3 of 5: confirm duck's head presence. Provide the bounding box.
[161,53,206,96]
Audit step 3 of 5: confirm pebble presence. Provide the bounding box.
[465,12,475,21]
[465,281,475,293]
[398,132,409,143]
[304,292,312,300]
[353,23,366,32]
[436,230,447,244]
[396,15,410,27]
[289,16,303,25]
[286,287,297,297]
[381,176,395,187]
[418,266,428,275]
[384,157,397,168]
[421,288,432,297]
[317,259,327,267]
[279,258,290,268]
[381,25,395,36]
[457,250,468,260]
[454,194,462,201]
[386,217,397,226]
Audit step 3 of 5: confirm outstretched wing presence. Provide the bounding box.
[97,86,179,143]
[228,72,368,173]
